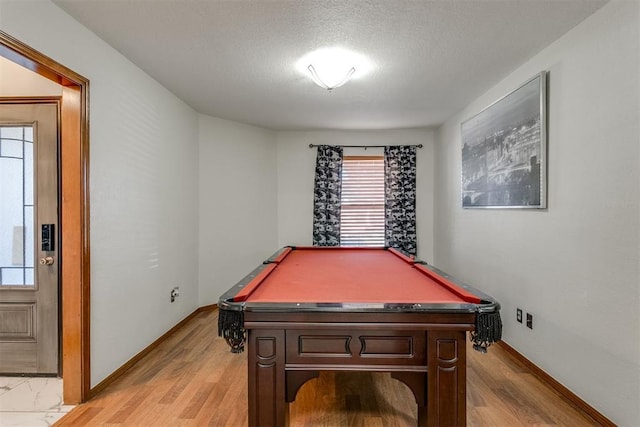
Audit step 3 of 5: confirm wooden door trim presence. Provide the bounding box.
[0,30,90,404]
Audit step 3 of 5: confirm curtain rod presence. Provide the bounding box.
[308,144,423,149]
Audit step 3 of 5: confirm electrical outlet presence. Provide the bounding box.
[516,308,523,323]
[170,287,180,303]
[526,312,533,329]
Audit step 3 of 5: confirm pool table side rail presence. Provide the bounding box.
[218,261,275,353]
[414,262,499,311]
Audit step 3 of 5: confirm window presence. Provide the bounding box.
[340,156,385,246]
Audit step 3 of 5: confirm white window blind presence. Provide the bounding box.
[340,156,385,247]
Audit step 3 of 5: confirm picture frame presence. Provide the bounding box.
[461,71,547,209]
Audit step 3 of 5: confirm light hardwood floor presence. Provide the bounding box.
[55,309,598,426]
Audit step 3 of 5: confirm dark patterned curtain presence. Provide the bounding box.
[384,145,417,255]
[312,145,343,246]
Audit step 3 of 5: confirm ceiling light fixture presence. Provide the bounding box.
[307,64,356,91]
[297,47,373,92]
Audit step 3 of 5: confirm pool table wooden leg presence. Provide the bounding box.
[247,329,288,427]
[391,371,427,426]
[427,330,467,427]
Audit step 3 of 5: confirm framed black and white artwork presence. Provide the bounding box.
[461,71,547,209]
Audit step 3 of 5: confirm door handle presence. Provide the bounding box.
[39,256,54,266]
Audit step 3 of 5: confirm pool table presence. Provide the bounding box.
[218,246,501,427]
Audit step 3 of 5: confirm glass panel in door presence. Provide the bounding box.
[0,126,35,287]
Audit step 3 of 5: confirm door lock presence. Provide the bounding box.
[41,224,55,251]
[39,256,54,266]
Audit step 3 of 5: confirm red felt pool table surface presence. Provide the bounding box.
[235,246,481,304]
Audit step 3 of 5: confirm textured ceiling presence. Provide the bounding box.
[53,0,607,131]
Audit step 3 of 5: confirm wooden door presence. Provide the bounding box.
[0,100,59,374]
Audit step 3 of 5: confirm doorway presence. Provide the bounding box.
[0,100,60,374]
[0,30,90,403]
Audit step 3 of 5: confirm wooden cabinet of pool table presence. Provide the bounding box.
[245,311,471,427]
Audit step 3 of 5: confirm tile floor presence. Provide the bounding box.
[0,377,74,426]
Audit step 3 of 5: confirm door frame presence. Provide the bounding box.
[0,30,90,404]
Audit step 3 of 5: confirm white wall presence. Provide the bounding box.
[198,116,278,305]
[277,129,435,263]
[1,0,200,386]
[434,2,639,425]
